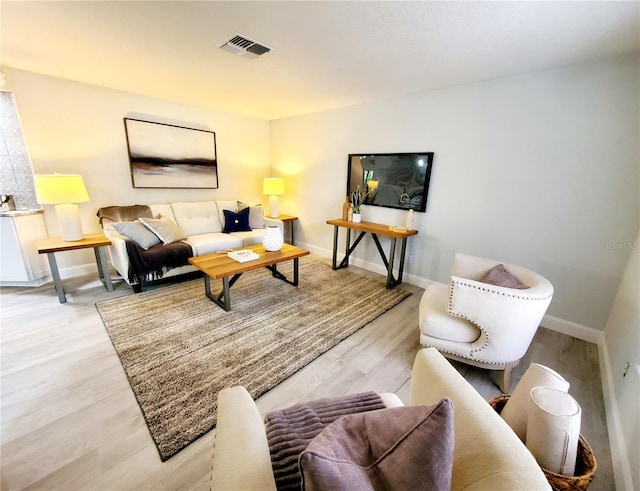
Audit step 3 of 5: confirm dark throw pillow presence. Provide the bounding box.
[223,207,252,233]
[299,398,455,491]
[480,264,529,289]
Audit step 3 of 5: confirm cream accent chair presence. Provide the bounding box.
[211,348,551,490]
[419,253,554,392]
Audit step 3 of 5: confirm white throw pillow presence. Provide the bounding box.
[138,216,186,245]
[238,201,265,229]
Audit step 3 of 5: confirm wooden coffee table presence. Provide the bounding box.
[188,243,310,311]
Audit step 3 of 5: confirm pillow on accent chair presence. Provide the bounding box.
[223,208,252,233]
[238,201,265,229]
[138,216,186,245]
[480,264,529,289]
[299,398,455,491]
[113,221,161,250]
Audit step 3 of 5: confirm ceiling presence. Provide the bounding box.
[2,1,639,120]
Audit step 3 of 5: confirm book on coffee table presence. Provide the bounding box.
[227,250,260,263]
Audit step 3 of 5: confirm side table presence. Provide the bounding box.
[36,233,113,303]
[274,214,298,245]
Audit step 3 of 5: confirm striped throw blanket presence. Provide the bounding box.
[265,391,386,491]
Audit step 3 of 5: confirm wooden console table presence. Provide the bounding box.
[326,219,418,289]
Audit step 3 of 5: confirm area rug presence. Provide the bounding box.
[96,256,410,461]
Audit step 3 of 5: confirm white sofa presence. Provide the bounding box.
[212,347,551,490]
[99,200,283,290]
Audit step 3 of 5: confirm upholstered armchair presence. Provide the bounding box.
[419,253,554,392]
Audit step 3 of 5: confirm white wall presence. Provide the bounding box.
[602,228,639,490]
[4,67,271,273]
[270,55,640,331]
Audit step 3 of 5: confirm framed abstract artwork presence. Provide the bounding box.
[124,118,218,189]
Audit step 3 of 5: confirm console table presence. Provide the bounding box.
[326,219,418,289]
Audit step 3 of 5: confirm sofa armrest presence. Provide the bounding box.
[410,348,551,490]
[212,386,277,491]
[102,230,133,284]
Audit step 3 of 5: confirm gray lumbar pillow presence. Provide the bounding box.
[138,217,186,245]
[113,221,161,250]
[299,398,455,491]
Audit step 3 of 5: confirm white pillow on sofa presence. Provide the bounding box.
[238,202,265,229]
[138,216,186,245]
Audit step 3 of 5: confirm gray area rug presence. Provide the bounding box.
[96,256,410,461]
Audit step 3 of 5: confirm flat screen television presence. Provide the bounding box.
[346,152,434,212]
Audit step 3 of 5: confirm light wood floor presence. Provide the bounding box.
[1,259,614,490]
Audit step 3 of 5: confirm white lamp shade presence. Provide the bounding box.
[34,174,89,204]
[263,177,285,196]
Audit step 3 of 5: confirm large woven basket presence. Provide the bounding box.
[489,394,597,491]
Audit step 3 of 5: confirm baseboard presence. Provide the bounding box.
[539,315,603,345]
[598,337,634,490]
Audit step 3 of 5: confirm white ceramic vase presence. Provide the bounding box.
[352,213,362,223]
[263,225,284,251]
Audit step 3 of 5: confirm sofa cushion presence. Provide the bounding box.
[299,398,455,491]
[228,229,266,247]
[480,264,528,289]
[113,221,161,250]
[170,201,221,235]
[138,216,186,245]
[238,202,266,229]
[216,200,239,230]
[149,204,177,224]
[185,233,243,256]
[223,208,252,233]
[420,284,480,343]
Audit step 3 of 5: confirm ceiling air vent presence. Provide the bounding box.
[220,34,272,59]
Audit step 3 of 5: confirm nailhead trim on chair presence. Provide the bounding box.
[444,280,527,366]
[419,342,522,368]
[450,278,553,301]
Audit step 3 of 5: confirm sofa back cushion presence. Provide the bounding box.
[216,200,238,230]
[170,201,221,235]
[149,204,177,224]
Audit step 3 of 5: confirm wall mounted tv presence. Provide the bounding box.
[346,153,434,212]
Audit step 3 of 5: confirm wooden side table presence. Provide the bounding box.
[36,233,113,303]
[274,214,298,245]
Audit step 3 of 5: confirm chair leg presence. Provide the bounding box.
[493,364,518,393]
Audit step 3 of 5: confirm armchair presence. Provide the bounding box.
[418,253,553,392]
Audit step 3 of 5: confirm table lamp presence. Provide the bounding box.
[263,177,285,218]
[34,173,90,241]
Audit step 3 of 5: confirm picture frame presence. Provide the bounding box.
[124,118,218,189]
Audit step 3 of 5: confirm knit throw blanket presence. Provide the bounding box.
[265,391,386,491]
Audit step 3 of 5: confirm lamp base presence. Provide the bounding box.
[55,204,84,241]
[268,195,280,218]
